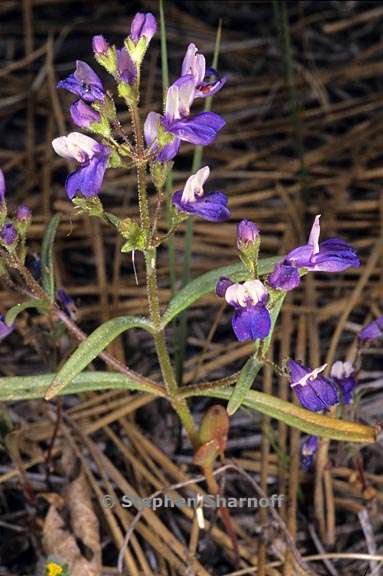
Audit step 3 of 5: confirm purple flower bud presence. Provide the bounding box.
[301,436,318,469]
[130,12,157,44]
[92,35,109,55]
[358,316,383,342]
[0,314,14,342]
[237,220,259,249]
[0,223,17,245]
[0,169,5,204]
[216,276,233,297]
[70,100,101,129]
[57,288,77,320]
[16,205,31,222]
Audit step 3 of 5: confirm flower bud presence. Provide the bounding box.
[16,205,31,222]
[0,223,17,247]
[125,12,157,65]
[236,220,261,276]
[92,35,109,55]
[237,219,259,249]
[92,35,117,75]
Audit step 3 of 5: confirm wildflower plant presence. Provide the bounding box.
[0,9,379,563]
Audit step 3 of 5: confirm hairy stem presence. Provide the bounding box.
[130,102,199,448]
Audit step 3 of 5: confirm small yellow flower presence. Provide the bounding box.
[46,562,64,576]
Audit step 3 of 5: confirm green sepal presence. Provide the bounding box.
[108,150,122,168]
[117,82,137,103]
[118,218,146,253]
[72,195,104,217]
[150,161,173,189]
[125,36,148,65]
[238,236,260,277]
[89,114,111,139]
[94,45,118,75]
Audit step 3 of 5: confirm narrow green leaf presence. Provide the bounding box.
[41,214,61,301]
[227,354,262,417]
[45,316,154,400]
[227,294,285,415]
[5,299,48,325]
[0,371,162,401]
[162,257,280,327]
[203,387,376,443]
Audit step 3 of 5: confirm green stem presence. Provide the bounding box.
[129,100,199,448]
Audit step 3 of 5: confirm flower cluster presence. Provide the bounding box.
[52,11,228,224]
[216,215,360,344]
[0,169,32,250]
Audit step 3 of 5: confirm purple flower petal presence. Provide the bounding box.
[358,315,383,342]
[0,169,5,204]
[231,304,271,342]
[288,359,339,412]
[216,276,233,297]
[0,315,14,342]
[168,112,225,145]
[0,223,17,245]
[117,48,136,84]
[172,190,229,222]
[66,145,109,199]
[237,220,259,248]
[130,12,157,44]
[57,60,105,103]
[70,100,100,129]
[195,70,227,99]
[286,243,313,268]
[268,262,301,291]
[309,239,360,272]
[301,436,319,470]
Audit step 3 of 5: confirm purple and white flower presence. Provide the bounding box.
[0,315,14,343]
[181,43,226,99]
[70,100,101,129]
[268,215,360,291]
[52,132,109,199]
[330,360,356,404]
[358,316,383,342]
[301,436,319,470]
[57,61,105,103]
[144,75,225,162]
[172,166,230,222]
[288,359,339,412]
[224,279,271,341]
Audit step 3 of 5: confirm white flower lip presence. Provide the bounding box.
[52,132,99,163]
[330,360,353,380]
[181,166,210,203]
[225,279,268,308]
[291,363,327,388]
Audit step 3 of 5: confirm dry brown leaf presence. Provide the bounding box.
[43,448,101,576]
